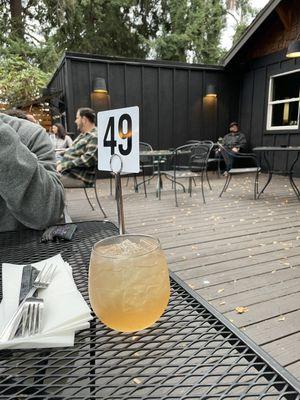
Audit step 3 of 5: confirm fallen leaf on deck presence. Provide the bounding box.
[278,316,285,321]
[219,301,226,305]
[235,306,249,314]
[133,378,142,384]
[217,288,224,293]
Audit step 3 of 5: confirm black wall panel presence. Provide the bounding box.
[189,71,203,140]
[142,67,159,148]
[159,68,173,149]
[173,69,189,147]
[48,53,237,149]
[234,51,300,174]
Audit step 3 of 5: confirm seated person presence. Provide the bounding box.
[51,123,73,160]
[56,108,98,187]
[220,121,247,171]
[223,121,247,153]
[0,112,65,232]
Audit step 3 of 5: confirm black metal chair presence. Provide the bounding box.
[165,142,213,206]
[63,167,107,218]
[114,142,154,198]
[218,144,261,199]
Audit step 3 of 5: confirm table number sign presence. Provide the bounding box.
[98,106,139,174]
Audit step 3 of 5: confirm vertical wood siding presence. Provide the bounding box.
[48,54,238,149]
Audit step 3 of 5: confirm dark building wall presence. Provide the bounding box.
[232,50,300,172]
[48,53,239,149]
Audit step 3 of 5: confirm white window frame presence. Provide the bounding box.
[266,69,300,131]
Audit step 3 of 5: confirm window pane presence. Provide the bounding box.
[272,71,300,101]
[271,102,299,127]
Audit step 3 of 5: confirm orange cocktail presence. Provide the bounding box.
[89,234,170,332]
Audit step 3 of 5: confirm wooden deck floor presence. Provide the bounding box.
[65,172,300,381]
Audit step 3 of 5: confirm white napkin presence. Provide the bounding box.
[0,254,92,349]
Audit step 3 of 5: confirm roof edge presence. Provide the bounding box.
[223,0,282,66]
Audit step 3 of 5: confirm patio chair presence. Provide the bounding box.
[186,140,221,182]
[165,142,213,206]
[62,168,107,218]
[218,144,261,199]
[113,142,154,197]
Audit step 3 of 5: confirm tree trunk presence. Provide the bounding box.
[10,0,24,39]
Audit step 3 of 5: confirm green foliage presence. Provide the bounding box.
[230,0,257,45]
[0,0,260,107]
[150,0,226,64]
[0,54,50,106]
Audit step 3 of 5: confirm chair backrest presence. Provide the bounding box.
[218,144,259,169]
[139,142,154,167]
[171,142,213,172]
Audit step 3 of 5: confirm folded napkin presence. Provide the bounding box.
[0,254,92,349]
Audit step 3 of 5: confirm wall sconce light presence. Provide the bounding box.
[286,34,300,58]
[205,84,217,97]
[91,77,110,112]
[92,77,108,93]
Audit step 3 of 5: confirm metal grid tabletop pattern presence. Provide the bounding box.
[0,221,299,399]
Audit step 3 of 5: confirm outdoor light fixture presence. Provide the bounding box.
[91,77,110,112]
[205,84,217,97]
[92,77,108,93]
[286,34,300,58]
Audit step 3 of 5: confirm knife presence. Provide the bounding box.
[19,265,39,304]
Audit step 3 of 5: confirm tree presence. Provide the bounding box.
[227,0,257,44]
[0,54,50,106]
[150,0,226,64]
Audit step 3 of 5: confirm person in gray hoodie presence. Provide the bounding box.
[0,113,65,232]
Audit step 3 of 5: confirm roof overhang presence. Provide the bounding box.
[13,90,63,108]
[223,0,283,66]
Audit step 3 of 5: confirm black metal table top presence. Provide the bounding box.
[253,146,300,152]
[0,221,299,399]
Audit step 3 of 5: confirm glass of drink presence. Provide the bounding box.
[89,234,170,333]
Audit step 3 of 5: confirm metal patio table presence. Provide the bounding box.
[253,146,300,199]
[0,221,299,399]
[138,150,185,199]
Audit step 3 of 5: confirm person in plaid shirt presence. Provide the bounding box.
[57,108,98,187]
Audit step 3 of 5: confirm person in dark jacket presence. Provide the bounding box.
[222,122,247,172]
[0,113,64,232]
[223,122,247,153]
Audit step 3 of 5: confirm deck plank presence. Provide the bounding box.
[65,172,300,382]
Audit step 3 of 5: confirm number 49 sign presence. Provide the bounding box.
[98,106,139,174]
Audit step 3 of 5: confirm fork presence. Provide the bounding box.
[20,297,44,337]
[0,263,56,342]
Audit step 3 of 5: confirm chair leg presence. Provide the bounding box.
[188,177,192,196]
[254,171,259,200]
[84,187,94,210]
[201,171,206,204]
[142,167,147,198]
[174,178,178,207]
[219,174,232,197]
[94,183,107,218]
[205,169,212,191]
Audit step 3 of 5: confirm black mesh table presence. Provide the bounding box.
[0,221,299,399]
[253,146,300,199]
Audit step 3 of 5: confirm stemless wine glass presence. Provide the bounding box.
[89,234,170,333]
